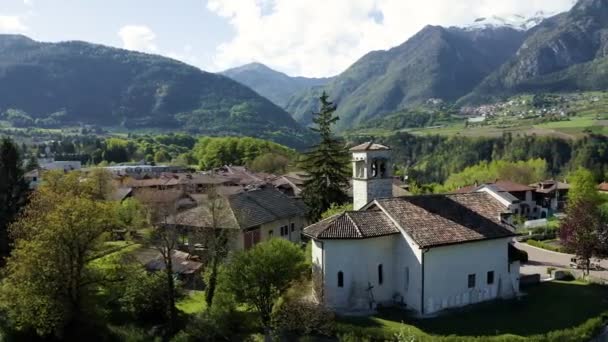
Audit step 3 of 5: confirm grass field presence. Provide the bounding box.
[340,281,608,338]
[177,291,207,314]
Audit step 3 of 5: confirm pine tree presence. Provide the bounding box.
[0,138,29,263]
[300,92,350,220]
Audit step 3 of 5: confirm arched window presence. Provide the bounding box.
[337,271,344,288]
[378,264,383,285]
[371,160,378,177]
[380,161,387,177]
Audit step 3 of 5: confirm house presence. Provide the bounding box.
[303,143,521,316]
[455,180,538,219]
[598,182,608,194]
[144,250,203,289]
[175,185,309,250]
[529,180,570,216]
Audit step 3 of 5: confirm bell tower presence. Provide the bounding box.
[351,142,393,210]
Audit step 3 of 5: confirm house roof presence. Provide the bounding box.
[531,180,571,194]
[109,187,133,202]
[350,142,390,152]
[303,210,399,239]
[304,192,515,248]
[454,180,533,194]
[375,193,514,248]
[482,184,519,204]
[176,186,308,229]
[599,182,608,192]
[145,250,202,275]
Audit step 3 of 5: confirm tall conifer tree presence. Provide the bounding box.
[300,92,350,220]
[0,137,29,262]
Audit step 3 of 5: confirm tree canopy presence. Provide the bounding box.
[217,239,307,328]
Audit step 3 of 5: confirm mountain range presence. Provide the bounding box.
[0,35,311,148]
[221,63,332,108]
[1,0,606,140]
[229,0,608,131]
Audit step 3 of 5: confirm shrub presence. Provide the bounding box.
[527,240,563,253]
[118,270,179,323]
[271,298,336,337]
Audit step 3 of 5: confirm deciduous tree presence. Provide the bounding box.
[218,239,307,328]
[0,171,117,337]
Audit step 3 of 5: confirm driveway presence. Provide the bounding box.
[516,242,608,281]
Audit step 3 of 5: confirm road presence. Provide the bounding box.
[516,242,608,281]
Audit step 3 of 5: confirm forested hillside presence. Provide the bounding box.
[0,35,312,148]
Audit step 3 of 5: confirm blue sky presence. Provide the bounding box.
[0,0,576,77]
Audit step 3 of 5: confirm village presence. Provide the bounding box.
[5,134,607,341]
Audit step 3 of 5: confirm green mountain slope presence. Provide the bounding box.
[285,26,526,130]
[461,0,608,104]
[0,35,312,148]
[221,62,331,108]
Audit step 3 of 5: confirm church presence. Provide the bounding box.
[303,142,522,316]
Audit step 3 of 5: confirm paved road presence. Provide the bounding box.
[516,242,608,281]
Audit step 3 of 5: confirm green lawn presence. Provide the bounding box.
[340,281,608,338]
[177,291,207,314]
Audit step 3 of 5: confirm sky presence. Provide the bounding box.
[0,0,577,77]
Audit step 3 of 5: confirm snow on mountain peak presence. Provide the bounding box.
[464,11,551,31]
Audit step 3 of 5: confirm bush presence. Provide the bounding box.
[272,298,336,337]
[527,240,563,253]
[118,270,178,323]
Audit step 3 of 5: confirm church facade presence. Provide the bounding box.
[303,142,521,316]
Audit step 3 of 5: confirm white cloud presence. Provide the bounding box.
[207,0,576,77]
[0,15,28,33]
[118,25,158,53]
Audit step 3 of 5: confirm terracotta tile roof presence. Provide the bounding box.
[350,141,391,152]
[376,193,514,248]
[599,182,608,192]
[454,180,533,194]
[492,180,534,192]
[304,192,514,247]
[303,210,399,239]
[176,186,308,229]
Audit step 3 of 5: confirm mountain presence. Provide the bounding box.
[0,35,312,148]
[221,63,332,108]
[464,12,552,32]
[286,25,526,129]
[461,0,608,104]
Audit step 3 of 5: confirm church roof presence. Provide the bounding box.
[304,192,515,248]
[349,142,391,152]
[303,210,399,239]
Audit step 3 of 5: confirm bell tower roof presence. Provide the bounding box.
[350,142,391,152]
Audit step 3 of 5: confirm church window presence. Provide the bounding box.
[468,274,476,288]
[371,160,378,177]
[338,271,344,287]
[378,264,384,285]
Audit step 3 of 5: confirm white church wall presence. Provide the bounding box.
[320,235,398,310]
[423,237,516,315]
[392,232,423,313]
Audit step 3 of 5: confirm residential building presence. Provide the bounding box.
[304,143,521,316]
[455,180,538,219]
[175,185,308,250]
[529,180,570,216]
